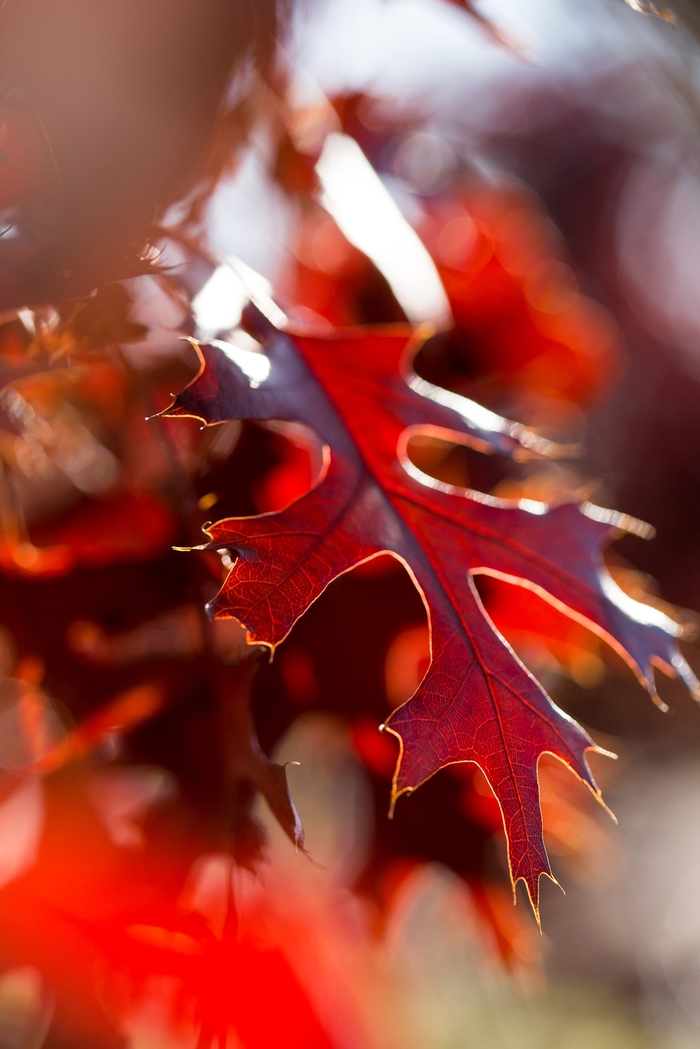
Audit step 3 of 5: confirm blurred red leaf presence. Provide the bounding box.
[163,315,697,915]
[28,489,176,573]
[418,187,621,407]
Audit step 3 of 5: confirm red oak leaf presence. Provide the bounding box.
[163,311,698,915]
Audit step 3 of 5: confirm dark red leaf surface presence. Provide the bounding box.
[164,314,699,913]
